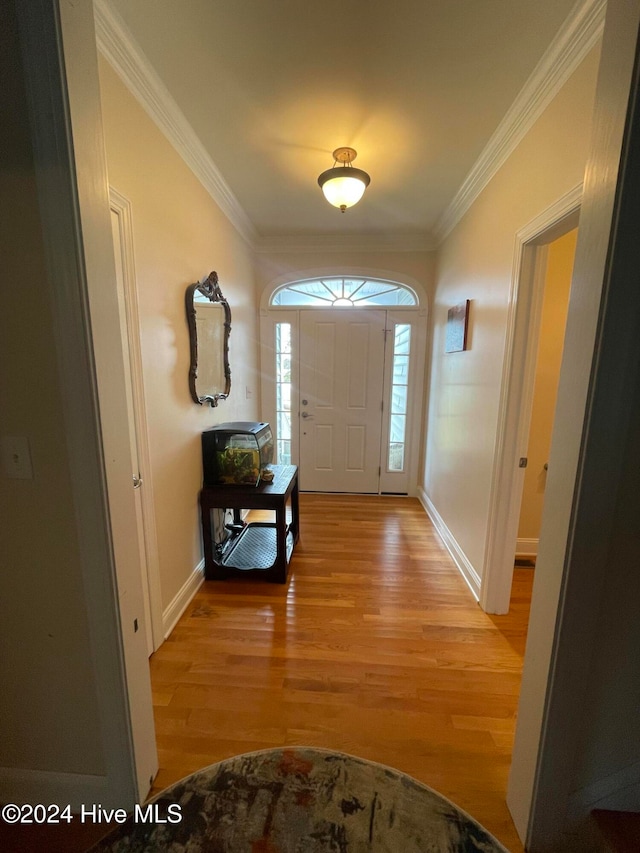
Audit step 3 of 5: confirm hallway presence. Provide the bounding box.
[149,495,532,851]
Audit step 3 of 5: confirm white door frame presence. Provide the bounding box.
[109,188,164,652]
[510,0,640,841]
[480,185,582,614]
[16,0,156,805]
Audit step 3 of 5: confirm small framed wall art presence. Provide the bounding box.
[445,300,470,353]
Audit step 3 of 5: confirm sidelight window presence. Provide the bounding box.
[275,323,292,465]
[388,324,411,472]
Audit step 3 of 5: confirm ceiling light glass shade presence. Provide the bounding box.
[318,167,371,211]
[317,148,370,211]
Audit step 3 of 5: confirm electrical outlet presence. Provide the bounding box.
[1,435,34,479]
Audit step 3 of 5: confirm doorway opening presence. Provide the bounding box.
[514,229,578,572]
[481,187,581,614]
[260,276,427,496]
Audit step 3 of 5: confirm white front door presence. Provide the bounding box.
[299,309,386,492]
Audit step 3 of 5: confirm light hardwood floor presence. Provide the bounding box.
[150,494,533,852]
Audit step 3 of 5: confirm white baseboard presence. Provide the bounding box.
[417,488,481,601]
[567,758,640,820]
[516,537,539,556]
[0,766,111,809]
[162,559,205,639]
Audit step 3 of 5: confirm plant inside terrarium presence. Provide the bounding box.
[217,447,260,485]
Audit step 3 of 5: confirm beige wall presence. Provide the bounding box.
[424,46,600,578]
[0,1,104,775]
[517,229,577,544]
[98,60,260,610]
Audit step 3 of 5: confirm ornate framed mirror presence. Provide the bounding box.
[185,271,231,407]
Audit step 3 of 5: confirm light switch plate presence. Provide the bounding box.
[1,435,34,479]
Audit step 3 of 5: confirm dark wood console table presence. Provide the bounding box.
[199,464,299,583]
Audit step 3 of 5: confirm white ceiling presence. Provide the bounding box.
[106,0,583,243]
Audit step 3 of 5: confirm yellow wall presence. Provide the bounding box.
[98,59,260,611]
[517,229,577,545]
[424,45,601,577]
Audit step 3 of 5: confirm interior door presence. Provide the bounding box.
[111,208,154,656]
[299,309,386,492]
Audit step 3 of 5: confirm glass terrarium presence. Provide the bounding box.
[202,422,274,486]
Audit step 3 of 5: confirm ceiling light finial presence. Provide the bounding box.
[317,147,371,212]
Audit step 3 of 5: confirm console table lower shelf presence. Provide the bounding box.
[219,522,294,568]
[199,464,299,583]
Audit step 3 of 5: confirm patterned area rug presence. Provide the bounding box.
[90,747,510,852]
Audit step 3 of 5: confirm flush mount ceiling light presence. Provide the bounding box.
[317,147,370,212]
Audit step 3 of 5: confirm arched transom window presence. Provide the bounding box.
[271,277,418,307]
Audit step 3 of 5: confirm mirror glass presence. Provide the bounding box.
[186,271,231,406]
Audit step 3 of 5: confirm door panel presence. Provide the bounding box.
[315,424,333,469]
[346,425,367,470]
[111,208,153,656]
[300,310,385,492]
[317,324,336,401]
[347,324,372,407]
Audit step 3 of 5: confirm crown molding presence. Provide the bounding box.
[93,0,603,255]
[254,232,436,254]
[93,0,258,247]
[434,0,606,244]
